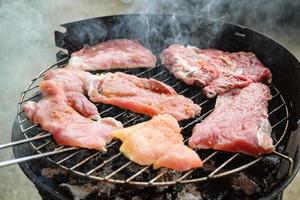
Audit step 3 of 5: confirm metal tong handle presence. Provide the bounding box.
[0,147,76,168]
[0,133,51,150]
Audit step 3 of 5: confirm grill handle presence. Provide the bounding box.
[0,147,76,168]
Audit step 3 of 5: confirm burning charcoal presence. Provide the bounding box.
[176,193,202,200]
[261,155,281,169]
[153,193,173,200]
[94,164,113,177]
[60,183,98,200]
[231,173,260,195]
[114,197,125,200]
[157,169,182,182]
[155,185,169,193]
[131,196,142,200]
[176,185,203,200]
[97,182,116,197]
[202,160,216,172]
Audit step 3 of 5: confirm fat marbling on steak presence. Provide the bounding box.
[160,44,272,97]
[87,72,201,121]
[67,39,157,70]
[188,83,274,155]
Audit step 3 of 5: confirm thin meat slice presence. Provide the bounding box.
[113,114,202,171]
[67,39,157,70]
[188,83,274,156]
[65,92,100,120]
[23,95,123,151]
[87,72,201,121]
[41,68,92,95]
[160,44,272,97]
[40,68,100,120]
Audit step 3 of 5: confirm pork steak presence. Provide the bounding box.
[188,83,274,155]
[160,45,272,97]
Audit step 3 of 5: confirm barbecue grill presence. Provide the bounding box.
[1,14,300,199]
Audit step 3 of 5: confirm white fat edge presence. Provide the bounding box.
[90,113,101,121]
[24,100,37,108]
[68,56,92,70]
[85,73,106,97]
[172,46,211,77]
[68,56,83,68]
[256,118,273,150]
[186,45,198,50]
[173,55,199,78]
[186,45,211,61]
[98,117,123,129]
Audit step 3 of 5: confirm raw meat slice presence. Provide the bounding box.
[87,72,201,121]
[67,39,157,70]
[113,114,202,171]
[23,95,122,151]
[40,68,100,120]
[160,44,272,97]
[188,83,274,155]
[65,92,100,120]
[41,68,92,95]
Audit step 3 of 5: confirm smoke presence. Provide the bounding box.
[53,0,299,56]
[125,0,300,33]
[120,0,300,47]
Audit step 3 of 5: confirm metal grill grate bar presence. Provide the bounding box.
[177,151,218,182]
[56,150,83,164]
[0,132,50,149]
[18,93,42,105]
[208,153,240,178]
[21,85,39,94]
[125,166,151,182]
[86,153,122,176]
[70,151,101,170]
[105,161,132,179]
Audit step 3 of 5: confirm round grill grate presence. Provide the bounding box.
[17,52,290,186]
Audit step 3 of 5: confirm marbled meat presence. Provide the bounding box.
[188,83,274,155]
[160,45,272,97]
[87,72,201,121]
[67,39,157,70]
